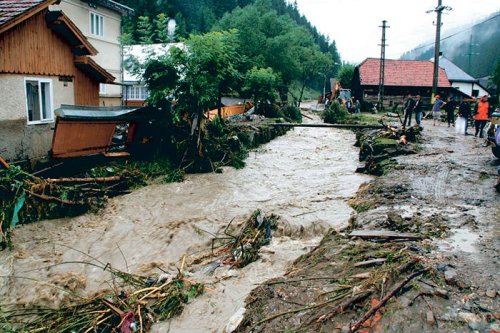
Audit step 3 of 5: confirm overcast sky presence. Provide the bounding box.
[291,0,499,64]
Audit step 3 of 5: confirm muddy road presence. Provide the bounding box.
[234,120,500,333]
[0,112,370,332]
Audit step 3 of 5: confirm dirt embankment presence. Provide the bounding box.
[235,122,499,333]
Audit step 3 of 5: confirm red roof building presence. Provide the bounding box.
[357,58,450,88]
[352,58,456,108]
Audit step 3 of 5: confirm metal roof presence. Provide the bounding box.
[435,56,478,83]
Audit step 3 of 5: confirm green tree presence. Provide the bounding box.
[142,30,242,160]
[137,16,154,44]
[155,13,169,43]
[243,67,279,114]
[337,64,355,89]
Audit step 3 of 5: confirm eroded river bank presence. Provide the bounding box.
[0,113,371,332]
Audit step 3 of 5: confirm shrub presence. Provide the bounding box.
[321,100,349,124]
[281,105,302,122]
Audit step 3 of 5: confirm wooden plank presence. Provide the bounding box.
[46,176,121,183]
[270,123,385,129]
[349,230,422,240]
[353,258,386,267]
[0,156,10,169]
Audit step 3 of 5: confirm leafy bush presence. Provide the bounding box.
[321,100,349,124]
[281,105,302,122]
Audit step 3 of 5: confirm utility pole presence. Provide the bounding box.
[427,0,452,101]
[377,20,389,111]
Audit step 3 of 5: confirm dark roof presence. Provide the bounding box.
[0,0,59,34]
[437,56,477,83]
[358,58,451,88]
[46,10,97,56]
[80,0,133,16]
[75,56,115,83]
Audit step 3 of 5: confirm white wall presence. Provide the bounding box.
[51,0,123,99]
[0,74,75,161]
[451,81,490,98]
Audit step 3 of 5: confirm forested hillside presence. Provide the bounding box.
[401,12,500,79]
[116,0,340,72]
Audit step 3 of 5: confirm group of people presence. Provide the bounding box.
[403,93,491,138]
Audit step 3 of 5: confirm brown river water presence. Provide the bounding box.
[0,113,371,332]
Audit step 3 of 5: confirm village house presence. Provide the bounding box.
[50,0,133,106]
[0,0,114,162]
[352,58,453,108]
[435,55,490,98]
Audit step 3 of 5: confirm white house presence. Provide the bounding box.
[435,56,490,98]
[50,0,133,106]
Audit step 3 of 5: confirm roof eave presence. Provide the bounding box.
[0,0,61,35]
[74,56,115,83]
[46,10,98,56]
[81,0,134,16]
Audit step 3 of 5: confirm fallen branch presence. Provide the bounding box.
[46,176,121,183]
[350,267,430,332]
[248,290,352,331]
[0,155,10,169]
[26,190,78,205]
[311,290,372,324]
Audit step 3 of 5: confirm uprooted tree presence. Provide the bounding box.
[142,30,242,169]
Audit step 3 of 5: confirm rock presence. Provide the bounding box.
[444,269,458,285]
[458,312,481,324]
[224,307,246,333]
[426,310,435,325]
[486,289,497,298]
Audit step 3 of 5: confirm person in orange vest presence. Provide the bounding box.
[474,95,489,138]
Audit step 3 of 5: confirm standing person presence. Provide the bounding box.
[403,93,416,127]
[355,99,361,113]
[414,94,423,127]
[432,95,445,126]
[443,96,456,127]
[474,95,489,138]
[457,100,470,135]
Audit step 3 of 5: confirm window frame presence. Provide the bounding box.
[89,12,104,37]
[99,83,107,95]
[24,77,54,125]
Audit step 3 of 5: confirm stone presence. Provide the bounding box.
[458,312,481,324]
[444,269,458,285]
[426,310,435,325]
[486,289,497,298]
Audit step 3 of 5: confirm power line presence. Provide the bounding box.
[410,11,500,53]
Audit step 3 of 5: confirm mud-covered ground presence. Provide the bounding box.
[235,119,499,333]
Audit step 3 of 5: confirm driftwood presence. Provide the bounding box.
[46,176,121,183]
[349,230,422,240]
[312,290,372,324]
[301,113,314,120]
[350,268,430,332]
[32,162,64,175]
[270,123,385,129]
[0,156,10,169]
[26,190,78,205]
[353,258,386,267]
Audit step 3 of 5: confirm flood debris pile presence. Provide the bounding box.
[192,210,279,270]
[0,266,203,333]
[232,231,442,333]
[356,125,422,175]
[0,160,183,250]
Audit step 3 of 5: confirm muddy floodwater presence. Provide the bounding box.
[0,114,371,332]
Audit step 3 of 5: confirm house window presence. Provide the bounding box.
[99,83,106,94]
[127,85,149,100]
[90,12,104,37]
[472,89,479,97]
[25,78,53,124]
